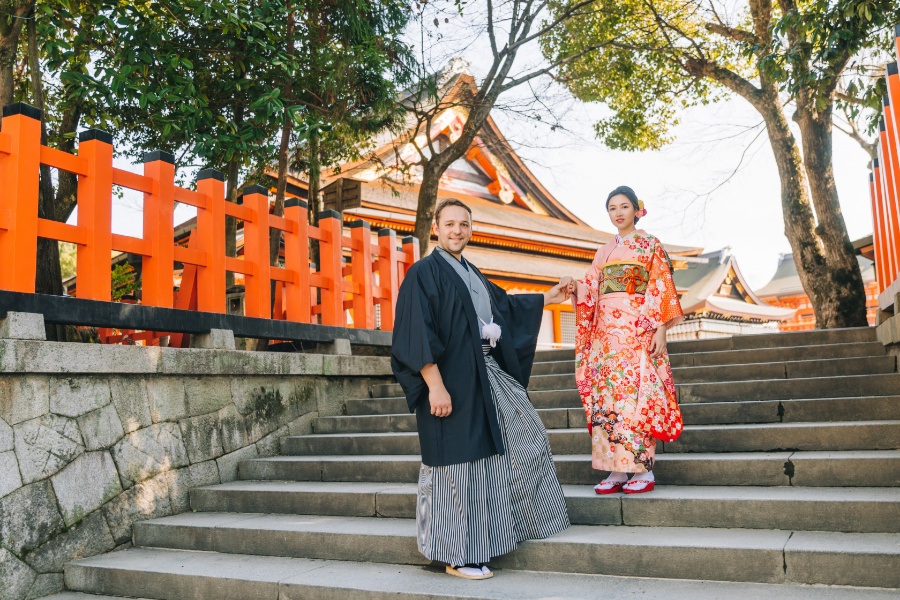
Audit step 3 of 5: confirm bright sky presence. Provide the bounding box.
[493,97,875,289]
[96,6,878,292]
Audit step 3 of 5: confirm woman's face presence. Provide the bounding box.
[607,194,637,231]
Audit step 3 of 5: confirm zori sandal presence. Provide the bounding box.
[446,564,493,580]
[594,480,625,495]
[623,479,655,494]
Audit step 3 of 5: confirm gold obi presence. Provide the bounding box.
[599,261,650,295]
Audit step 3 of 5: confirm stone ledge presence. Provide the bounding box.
[0,340,392,377]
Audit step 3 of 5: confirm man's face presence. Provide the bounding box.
[432,205,472,256]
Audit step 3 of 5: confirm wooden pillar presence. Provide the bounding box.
[141,151,176,307]
[242,185,272,319]
[75,130,115,301]
[318,209,345,326]
[871,172,888,293]
[196,169,227,313]
[283,199,310,322]
[0,103,42,292]
[551,306,562,346]
[401,235,420,279]
[349,220,374,330]
[376,228,399,331]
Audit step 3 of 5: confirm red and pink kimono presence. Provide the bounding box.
[574,230,684,473]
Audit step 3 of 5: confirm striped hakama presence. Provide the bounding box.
[416,349,570,566]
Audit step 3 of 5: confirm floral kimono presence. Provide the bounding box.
[574,230,684,473]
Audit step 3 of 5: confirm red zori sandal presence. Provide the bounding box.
[594,480,625,495]
[623,479,655,494]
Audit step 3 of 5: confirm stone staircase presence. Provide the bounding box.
[48,327,900,599]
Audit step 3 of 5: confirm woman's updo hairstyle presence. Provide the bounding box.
[605,185,646,223]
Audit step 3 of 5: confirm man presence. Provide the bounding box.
[391,198,571,580]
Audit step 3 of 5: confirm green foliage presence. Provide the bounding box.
[541,0,900,150]
[111,263,139,301]
[58,242,77,281]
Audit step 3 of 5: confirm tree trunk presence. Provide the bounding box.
[307,128,321,272]
[26,10,65,339]
[257,11,296,351]
[759,101,866,329]
[794,102,868,327]
[0,1,34,107]
[225,158,240,292]
[412,160,446,253]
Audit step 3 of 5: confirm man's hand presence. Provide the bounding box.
[429,385,453,418]
[544,278,572,305]
[649,326,668,359]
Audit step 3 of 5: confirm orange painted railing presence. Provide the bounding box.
[870,25,900,310]
[0,103,418,336]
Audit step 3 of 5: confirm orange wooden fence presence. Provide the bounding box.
[870,25,900,310]
[0,103,419,340]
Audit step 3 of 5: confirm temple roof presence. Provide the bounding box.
[325,61,703,258]
[675,249,796,322]
[755,252,876,298]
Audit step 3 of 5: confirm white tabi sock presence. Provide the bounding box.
[628,471,654,483]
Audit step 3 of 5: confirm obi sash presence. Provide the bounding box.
[599,261,649,295]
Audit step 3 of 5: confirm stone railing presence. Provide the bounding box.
[0,312,393,599]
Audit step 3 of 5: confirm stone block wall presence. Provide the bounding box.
[0,338,391,600]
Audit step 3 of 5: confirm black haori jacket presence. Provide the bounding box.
[391,251,544,466]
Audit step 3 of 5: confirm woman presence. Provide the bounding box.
[571,186,684,495]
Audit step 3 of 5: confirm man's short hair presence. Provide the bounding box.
[434,198,472,223]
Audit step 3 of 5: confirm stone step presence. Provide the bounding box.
[190,480,900,533]
[128,513,900,587]
[347,389,581,415]
[531,342,886,372]
[371,371,900,402]
[282,421,900,456]
[667,326,876,354]
[239,450,900,488]
[669,341,887,368]
[679,373,900,404]
[321,396,900,433]
[674,355,896,384]
[61,547,899,600]
[534,348,575,362]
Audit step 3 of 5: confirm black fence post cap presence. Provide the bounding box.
[2,103,42,120]
[874,157,880,168]
[243,184,268,195]
[401,235,416,244]
[318,209,341,220]
[79,129,113,144]
[377,228,396,237]
[197,168,225,182]
[144,150,176,164]
[348,219,370,229]
[888,62,899,77]
[284,198,308,209]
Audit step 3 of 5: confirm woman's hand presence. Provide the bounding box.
[648,326,668,359]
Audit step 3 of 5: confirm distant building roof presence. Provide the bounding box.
[755,252,876,298]
[674,248,796,322]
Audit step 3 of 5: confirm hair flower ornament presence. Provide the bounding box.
[636,199,648,218]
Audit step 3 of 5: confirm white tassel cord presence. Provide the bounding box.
[480,317,502,347]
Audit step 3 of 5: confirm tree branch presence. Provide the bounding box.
[684,56,765,106]
[704,22,757,45]
[508,0,595,52]
[500,41,612,92]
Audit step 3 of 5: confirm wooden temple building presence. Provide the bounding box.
[66,62,798,345]
[755,237,879,331]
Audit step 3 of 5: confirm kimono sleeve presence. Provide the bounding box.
[574,249,603,352]
[487,280,544,383]
[390,263,445,410]
[635,240,684,335]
